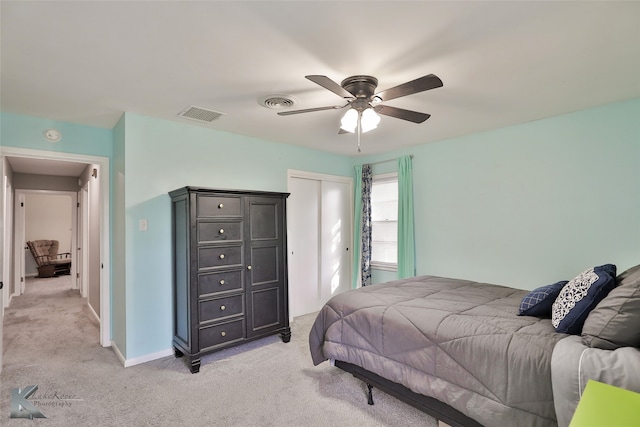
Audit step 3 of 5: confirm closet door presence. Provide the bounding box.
[288,178,320,318]
[288,173,352,318]
[320,180,352,304]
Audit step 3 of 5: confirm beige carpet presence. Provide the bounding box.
[1,275,437,426]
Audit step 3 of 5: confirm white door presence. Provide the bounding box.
[0,162,4,372]
[78,184,89,296]
[320,180,352,303]
[288,177,320,318]
[14,193,26,294]
[288,172,353,318]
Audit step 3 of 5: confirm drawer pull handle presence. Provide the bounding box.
[221,331,226,337]
[220,305,226,311]
[218,203,224,209]
[219,279,225,285]
[247,265,252,270]
[219,254,225,259]
[219,228,224,234]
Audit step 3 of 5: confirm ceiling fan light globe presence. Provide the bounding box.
[340,108,358,133]
[361,108,381,133]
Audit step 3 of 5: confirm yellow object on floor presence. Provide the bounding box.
[569,380,640,427]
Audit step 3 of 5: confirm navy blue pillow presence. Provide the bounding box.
[551,264,617,334]
[518,281,569,317]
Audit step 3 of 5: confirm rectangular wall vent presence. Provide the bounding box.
[178,106,225,123]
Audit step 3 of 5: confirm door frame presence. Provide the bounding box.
[0,146,111,347]
[79,182,90,298]
[16,189,78,293]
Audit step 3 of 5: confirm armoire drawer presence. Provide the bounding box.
[198,270,243,296]
[199,318,245,350]
[197,221,242,243]
[197,195,241,217]
[198,245,242,269]
[199,294,244,323]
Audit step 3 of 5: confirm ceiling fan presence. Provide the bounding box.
[278,74,443,152]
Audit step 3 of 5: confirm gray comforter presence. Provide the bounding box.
[309,275,567,427]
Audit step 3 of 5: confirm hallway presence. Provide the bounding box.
[0,275,107,422]
[2,273,100,359]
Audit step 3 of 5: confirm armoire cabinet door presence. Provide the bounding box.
[245,196,287,337]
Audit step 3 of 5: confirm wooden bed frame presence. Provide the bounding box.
[336,360,484,427]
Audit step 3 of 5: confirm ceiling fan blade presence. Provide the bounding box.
[374,105,431,123]
[277,104,348,116]
[338,128,350,134]
[374,74,443,102]
[306,75,355,99]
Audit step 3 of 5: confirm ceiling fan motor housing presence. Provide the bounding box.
[341,75,378,99]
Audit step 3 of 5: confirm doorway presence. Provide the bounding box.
[17,191,78,294]
[287,170,353,318]
[0,147,111,351]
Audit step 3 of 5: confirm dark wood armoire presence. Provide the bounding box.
[169,186,290,373]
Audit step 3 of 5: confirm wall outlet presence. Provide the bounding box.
[139,219,148,231]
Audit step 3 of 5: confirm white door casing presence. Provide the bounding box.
[0,146,111,347]
[0,160,5,372]
[14,193,26,294]
[80,183,90,298]
[16,190,78,290]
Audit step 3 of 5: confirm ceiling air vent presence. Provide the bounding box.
[178,106,225,123]
[258,94,298,110]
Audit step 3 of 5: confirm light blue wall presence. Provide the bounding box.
[0,112,118,342]
[121,113,353,359]
[358,98,640,289]
[112,115,127,355]
[1,113,113,157]
[3,97,639,362]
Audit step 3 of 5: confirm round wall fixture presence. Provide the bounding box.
[258,94,298,110]
[44,128,62,142]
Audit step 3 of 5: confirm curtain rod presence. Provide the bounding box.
[368,154,413,166]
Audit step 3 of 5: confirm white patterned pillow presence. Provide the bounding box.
[551,264,617,334]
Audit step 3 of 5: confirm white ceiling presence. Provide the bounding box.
[6,156,88,177]
[2,1,639,157]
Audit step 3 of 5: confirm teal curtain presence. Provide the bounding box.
[352,165,363,288]
[397,155,416,278]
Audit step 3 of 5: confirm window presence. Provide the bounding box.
[370,173,398,271]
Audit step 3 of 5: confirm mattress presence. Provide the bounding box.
[309,275,567,427]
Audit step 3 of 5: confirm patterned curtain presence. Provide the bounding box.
[397,155,416,278]
[352,165,363,289]
[361,164,373,286]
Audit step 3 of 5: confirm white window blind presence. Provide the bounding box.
[371,173,398,271]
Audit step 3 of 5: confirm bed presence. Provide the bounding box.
[309,264,640,427]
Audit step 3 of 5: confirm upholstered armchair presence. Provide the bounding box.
[26,240,72,278]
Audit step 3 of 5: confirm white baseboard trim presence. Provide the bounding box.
[110,342,174,368]
[124,348,174,368]
[111,341,126,367]
[86,300,100,323]
[116,343,173,368]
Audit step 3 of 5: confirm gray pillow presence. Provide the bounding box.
[581,264,640,349]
